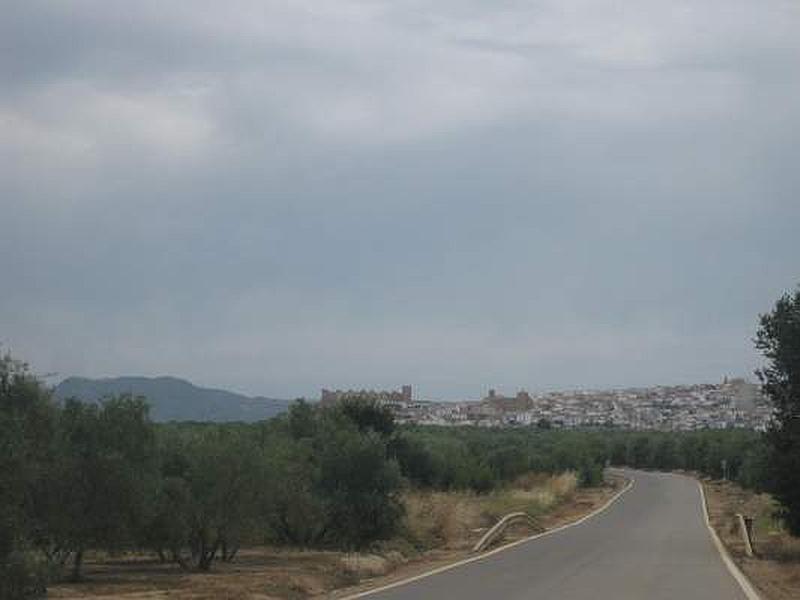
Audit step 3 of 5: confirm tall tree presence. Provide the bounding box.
[0,352,53,598]
[315,425,404,550]
[152,428,263,571]
[755,285,800,534]
[41,396,158,579]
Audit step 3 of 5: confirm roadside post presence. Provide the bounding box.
[736,513,755,557]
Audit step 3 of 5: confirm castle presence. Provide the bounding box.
[320,385,412,407]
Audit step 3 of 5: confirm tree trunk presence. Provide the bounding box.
[221,539,238,562]
[197,540,220,571]
[224,546,238,562]
[171,547,190,571]
[70,549,84,582]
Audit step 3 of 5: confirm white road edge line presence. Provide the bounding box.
[339,474,635,599]
[697,480,763,600]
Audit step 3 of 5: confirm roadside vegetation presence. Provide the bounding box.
[754,285,800,536]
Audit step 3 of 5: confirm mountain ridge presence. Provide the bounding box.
[53,375,291,422]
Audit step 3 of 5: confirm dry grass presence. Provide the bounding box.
[704,479,800,600]
[337,554,390,578]
[402,490,483,550]
[401,472,580,550]
[479,472,578,522]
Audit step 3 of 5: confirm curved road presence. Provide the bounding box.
[353,470,750,600]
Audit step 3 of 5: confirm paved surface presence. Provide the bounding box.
[359,470,748,599]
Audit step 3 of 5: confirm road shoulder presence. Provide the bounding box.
[702,479,800,600]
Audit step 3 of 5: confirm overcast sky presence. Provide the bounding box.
[2,0,799,400]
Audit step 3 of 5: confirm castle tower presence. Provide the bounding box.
[402,385,412,403]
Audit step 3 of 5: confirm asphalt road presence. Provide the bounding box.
[356,470,749,600]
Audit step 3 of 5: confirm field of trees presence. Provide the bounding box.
[0,350,778,600]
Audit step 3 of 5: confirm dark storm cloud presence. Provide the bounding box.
[2,0,799,398]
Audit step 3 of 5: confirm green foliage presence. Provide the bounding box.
[315,425,403,549]
[399,426,767,495]
[651,436,678,471]
[287,399,316,439]
[388,434,438,487]
[334,396,395,437]
[487,446,529,482]
[142,474,193,563]
[155,428,263,570]
[40,395,158,579]
[578,460,604,487]
[738,441,771,491]
[0,353,54,598]
[627,435,652,468]
[392,427,611,492]
[260,437,326,546]
[0,550,47,600]
[610,439,627,466]
[756,285,800,535]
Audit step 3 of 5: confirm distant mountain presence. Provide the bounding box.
[53,376,292,422]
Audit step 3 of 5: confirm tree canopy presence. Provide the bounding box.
[756,285,800,534]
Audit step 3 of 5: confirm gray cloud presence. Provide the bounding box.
[2,0,799,399]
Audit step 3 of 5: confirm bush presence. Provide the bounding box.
[388,434,438,487]
[316,426,404,549]
[578,461,603,487]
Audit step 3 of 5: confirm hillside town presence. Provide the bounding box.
[320,378,772,431]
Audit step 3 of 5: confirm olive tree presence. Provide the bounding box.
[40,396,157,580]
[0,353,52,598]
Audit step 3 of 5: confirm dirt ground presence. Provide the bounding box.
[703,479,800,600]
[48,474,624,600]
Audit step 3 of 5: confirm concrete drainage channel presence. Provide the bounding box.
[472,512,545,553]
